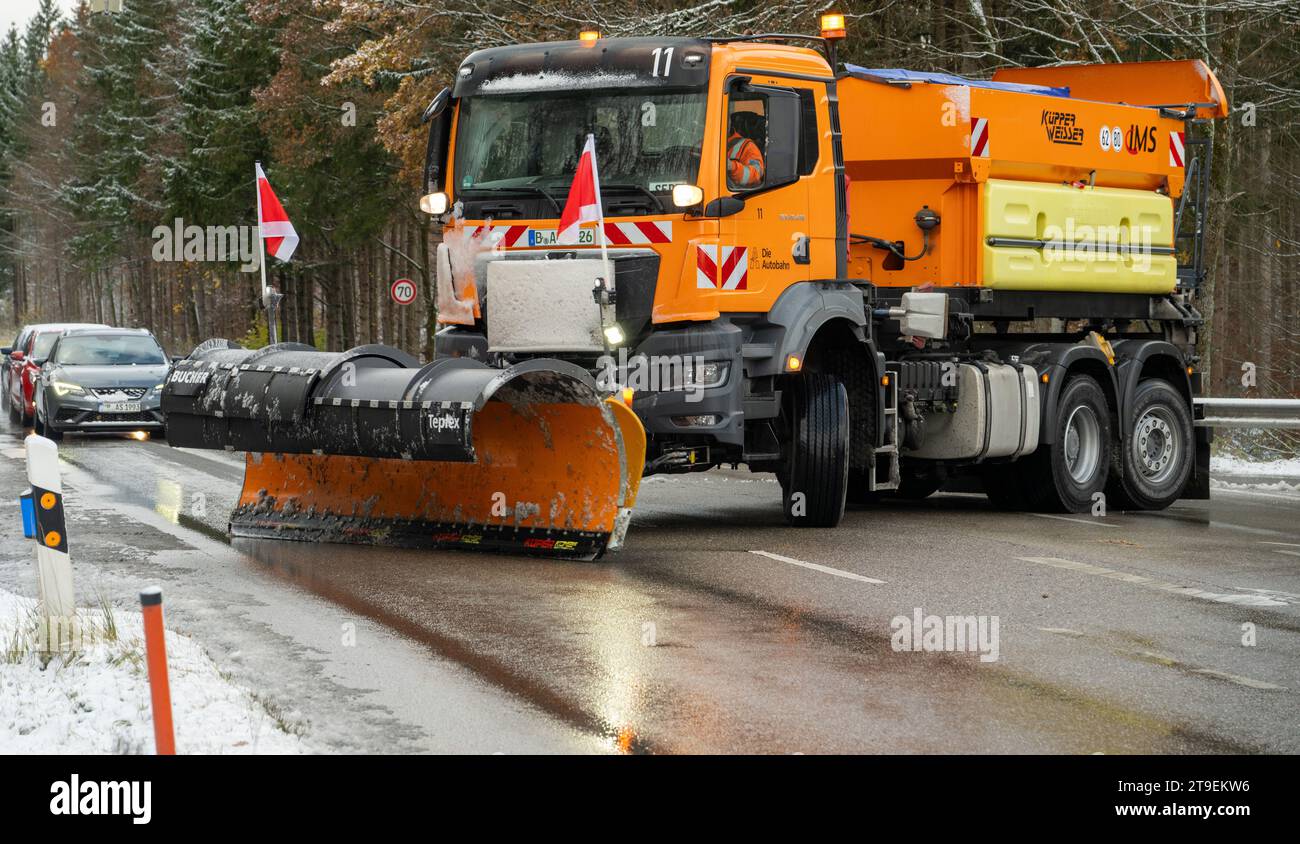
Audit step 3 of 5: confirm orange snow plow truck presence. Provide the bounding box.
[163,18,1228,558]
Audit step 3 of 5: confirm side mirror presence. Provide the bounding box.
[703,196,745,218]
[170,355,184,364]
[0,347,10,356]
[32,359,47,368]
[8,350,22,361]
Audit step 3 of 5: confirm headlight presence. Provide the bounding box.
[603,325,626,346]
[675,361,728,390]
[52,380,85,397]
[419,191,449,215]
[672,184,704,208]
[154,382,166,392]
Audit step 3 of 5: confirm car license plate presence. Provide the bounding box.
[101,401,141,414]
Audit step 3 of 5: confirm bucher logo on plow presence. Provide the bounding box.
[696,244,748,290]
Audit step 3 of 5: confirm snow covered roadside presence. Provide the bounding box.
[1211,454,1300,479]
[0,589,304,754]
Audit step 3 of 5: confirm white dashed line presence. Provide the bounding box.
[1190,669,1285,691]
[749,550,885,584]
[1015,556,1288,607]
[1029,513,1118,529]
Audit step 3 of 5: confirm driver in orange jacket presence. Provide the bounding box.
[727,114,766,189]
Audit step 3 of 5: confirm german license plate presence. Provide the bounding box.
[527,227,595,247]
[101,401,141,414]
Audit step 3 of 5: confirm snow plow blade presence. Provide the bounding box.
[161,340,644,558]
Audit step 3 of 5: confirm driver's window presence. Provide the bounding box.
[726,95,768,192]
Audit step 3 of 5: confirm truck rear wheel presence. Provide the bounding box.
[1026,374,1112,513]
[1108,379,1193,510]
[779,372,849,527]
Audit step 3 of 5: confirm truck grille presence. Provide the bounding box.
[90,387,148,399]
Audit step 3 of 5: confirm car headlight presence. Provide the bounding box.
[52,380,85,397]
[154,382,166,392]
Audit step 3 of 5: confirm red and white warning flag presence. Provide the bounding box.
[255,163,299,262]
[557,134,603,245]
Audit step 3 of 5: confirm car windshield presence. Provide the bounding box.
[54,335,165,366]
[454,89,706,198]
[31,332,61,359]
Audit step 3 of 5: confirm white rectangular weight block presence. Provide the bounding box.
[487,259,607,353]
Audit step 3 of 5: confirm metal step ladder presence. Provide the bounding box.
[870,377,901,491]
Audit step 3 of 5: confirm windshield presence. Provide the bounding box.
[31,332,60,360]
[55,335,165,366]
[455,89,706,198]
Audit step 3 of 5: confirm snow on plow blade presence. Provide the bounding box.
[161,340,645,558]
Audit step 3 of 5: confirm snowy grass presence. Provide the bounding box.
[1210,453,1300,479]
[0,589,305,754]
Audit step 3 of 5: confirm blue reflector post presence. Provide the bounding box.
[19,489,35,538]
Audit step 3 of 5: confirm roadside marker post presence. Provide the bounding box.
[140,586,177,755]
[22,435,75,644]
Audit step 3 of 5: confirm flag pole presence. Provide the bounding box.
[586,134,611,285]
[255,161,279,345]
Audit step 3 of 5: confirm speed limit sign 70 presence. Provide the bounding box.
[390,278,417,305]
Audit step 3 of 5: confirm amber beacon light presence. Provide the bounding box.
[820,13,847,40]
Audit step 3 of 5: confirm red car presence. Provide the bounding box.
[4,323,109,425]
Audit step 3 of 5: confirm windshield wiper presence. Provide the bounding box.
[461,186,562,215]
[601,183,665,213]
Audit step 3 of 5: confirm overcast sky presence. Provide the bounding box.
[0,1,79,37]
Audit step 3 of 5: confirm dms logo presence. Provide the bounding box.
[1125,124,1158,155]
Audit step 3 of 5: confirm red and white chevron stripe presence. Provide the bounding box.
[696,244,748,291]
[971,117,990,158]
[603,221,672,245]
[464,224,530,247]
[1169,131,1185,168]
[462,221,672,247]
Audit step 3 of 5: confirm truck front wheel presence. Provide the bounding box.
[1108,379,1193,510]
[779,372,849,527]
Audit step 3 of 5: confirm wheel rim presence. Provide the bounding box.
[1063,404,1101,484]
[1133,406,1181,485]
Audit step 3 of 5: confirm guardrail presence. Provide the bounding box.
[1194,398,1300,430]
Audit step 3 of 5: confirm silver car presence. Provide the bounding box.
[33,328,171,440]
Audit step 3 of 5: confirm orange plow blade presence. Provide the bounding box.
[162,342,646,558]
[232,398,644,558]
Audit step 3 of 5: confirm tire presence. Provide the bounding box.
[1107,379,1193,510]
[1022,374,1112,513]
[35,407,61,440]
[779,372,849,527]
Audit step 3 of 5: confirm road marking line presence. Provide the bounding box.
[749,550,885,584]
[1261,541,1300,548]
[1029,513,1118,529]
[1271,549,1300,558]
[1190,669,1285,691]
[1038,627,1086,637]
[1015,556,1288,607]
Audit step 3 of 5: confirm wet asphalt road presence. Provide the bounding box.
[2,417,1298,754]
